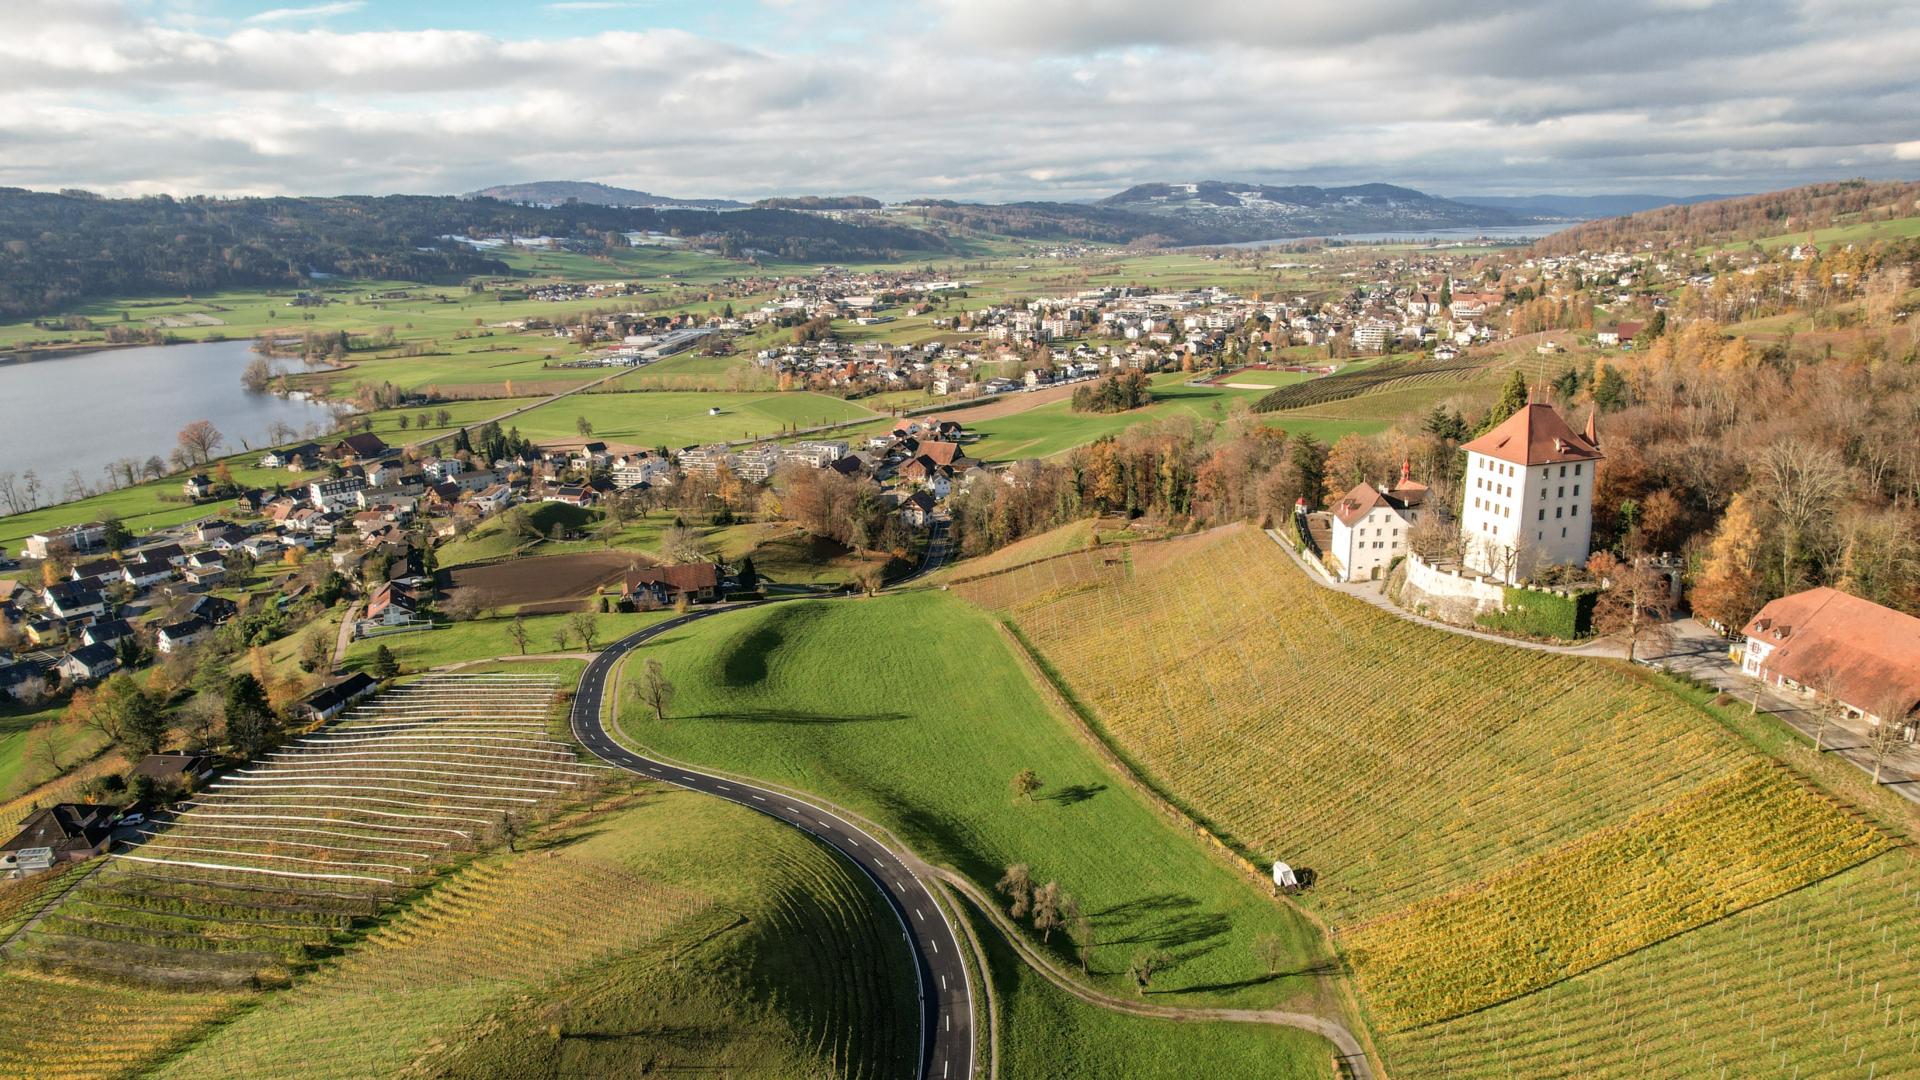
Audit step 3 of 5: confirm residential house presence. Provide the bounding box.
[329,432,390,461]
[1742,588,1920,737]
[155,616,212,654]
[309,476,368,512]
[296,672,379,721]
[25,523,108,559]
[611,452,672,490]
[131,752,217,789]
[81,619,135,649]
[182,474,215,499]
[1,804,118,864]
[1328,466,1430,582]
[56,642,120,684]
[622,563,720,607]
[365,581,419,625]
[42,582,105,621]
[182,561,227,587]
[899,490,937,528]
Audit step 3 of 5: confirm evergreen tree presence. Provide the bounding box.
[372,644,399,680]
[223,674,278,758]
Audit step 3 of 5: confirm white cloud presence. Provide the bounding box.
[0,0,1911,201]
[245,1,365,23]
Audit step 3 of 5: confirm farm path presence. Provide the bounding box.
[329,600,361,673]
[1264,527,1920,801]
[935,869,1377,1080]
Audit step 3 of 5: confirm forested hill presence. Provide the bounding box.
[1530,179,1920,254]
[0,190,946,319]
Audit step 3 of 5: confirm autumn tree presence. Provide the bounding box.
[1691,493,1767,631]
[1011,768,1042,802]
[176,419,224,465]
[1255,934,1289,977]
[996,863,1033,919]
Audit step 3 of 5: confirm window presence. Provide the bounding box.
[1557,486,1564,497]
[1561,527,1568,538]
[1537,531,1544,541]
[1559,465,1567,478]
[1573,484,1580,496]
[1540,488,1547,499]
[1555,507,1563,519]
[1570,505,1579,517]
[1575,464,1582,476]
[1538,508,1545,521]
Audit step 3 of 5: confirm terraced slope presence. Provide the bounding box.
[957,522,1912,1074]
[156,789,919,1080]
[10,673,594,988]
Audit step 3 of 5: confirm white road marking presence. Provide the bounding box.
[751,795,765,801]
[915,907,925,921]
[713,783,729,791]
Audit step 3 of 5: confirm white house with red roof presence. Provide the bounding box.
[1459,400,1603,583]
[1328,462,1429,582]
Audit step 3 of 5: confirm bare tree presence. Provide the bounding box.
[640,658,675,722]
[1587,553,1678,662]
[1032,881,1064,943]
[1064,894,1093,974]
[506,616,529,656]
[1254,934,1288,977]
[1128,949,1171,996]
[1809,666,1849,752]
[996,864,1033,919]
[551,625,571,652]
[1011,768,1042,802]
[661,525,715,565]
[1865,691,1913,785]
[0,472,23,515]
[442,587,485,622]
[177,419,225,466]
[568,611,600,652]
[25,724,66,781]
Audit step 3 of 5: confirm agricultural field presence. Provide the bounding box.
[0,704,104,804]
[1248,354,1490,413]
[949,522,1919,1068]
[13,674,587,988]
[962,376,1268,461]
[499,388,879,446]
[1345,762,1889,1029]
[0,970,235,1080]
[341,610,675,675]
[152,789,919,1080]
[440,550,636,612]
[1388,849,1920,1078]
[613,591,1343,1015]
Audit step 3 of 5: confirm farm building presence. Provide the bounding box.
[296,672,380,721]
[1742,587,1920,732]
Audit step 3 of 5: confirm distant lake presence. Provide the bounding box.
[1214,223,1580,248]
[0,339,334,489]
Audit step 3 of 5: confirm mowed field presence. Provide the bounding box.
[953,521,1913,1076]
[505,389,878,446]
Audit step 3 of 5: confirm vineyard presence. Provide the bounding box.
[958,523,1759,924]
[154,789,920,1080]
[1345,762,1892,1029]
[1249,355,1489,413]
[0,970,233,1080]
[9,673,597,989]
[1385,849,1920,1078]
[954,521,1917,1071]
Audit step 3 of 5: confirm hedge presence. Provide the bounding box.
[1475,586,1597,639]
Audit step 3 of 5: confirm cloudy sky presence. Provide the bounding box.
[2,0,1916,202]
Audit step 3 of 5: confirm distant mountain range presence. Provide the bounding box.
[466,180,745,210]
[1452,193,1746,221]
[1090,181,1521,237]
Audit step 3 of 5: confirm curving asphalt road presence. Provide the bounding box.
[568,591,973,1080]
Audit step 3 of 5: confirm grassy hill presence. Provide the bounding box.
[953,522,1912,1074]
[613,591,1343,1022]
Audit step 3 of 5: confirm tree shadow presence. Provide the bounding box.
[722,623,784,686]
[1173,957,1344,995]
[1039,783,1105,805]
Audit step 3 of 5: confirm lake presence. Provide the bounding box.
[0,340,335,488]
